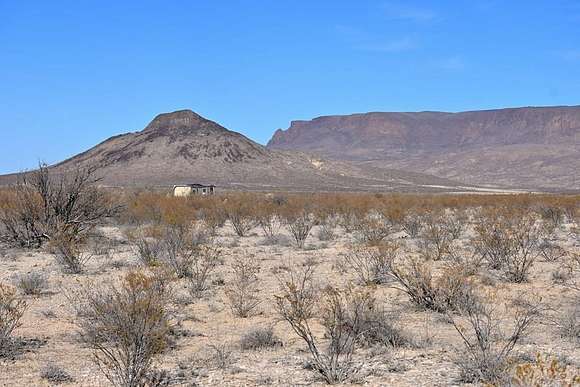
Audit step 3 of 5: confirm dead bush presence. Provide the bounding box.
[275,263,376,384]
[450,291,541,384]
[0,163,119,248]
[341,243,399,285]
[71,271,171,387]
[239,326,282,351]
[14,271,48,295]
[0,283,27,352]
[225,255,261,317]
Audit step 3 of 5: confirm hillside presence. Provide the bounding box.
[267,106,580,190]
[1,110,469,192]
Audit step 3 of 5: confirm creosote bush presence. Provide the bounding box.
[281,201,315,249]
[341,242,399,285]
[49,231,92,274]
[0,163,118,248]
[225,255,261,317]
[71,271,171,387]
[0,283,27,353]
[388,258,473,313]
[450,290,541,384]
[275,262,379,384]
[353,213,395,246]
[224,194,255,237]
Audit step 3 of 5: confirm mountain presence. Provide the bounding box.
[267,106,580,190]
[3,109,470,192]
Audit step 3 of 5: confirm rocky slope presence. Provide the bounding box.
[267,106,580,190]
[15,110,465,192]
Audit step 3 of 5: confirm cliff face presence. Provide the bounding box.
[267,106,580,189]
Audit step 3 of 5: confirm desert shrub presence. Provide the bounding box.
[388,258,473,313]
[550,305,580,343]
[341,243,399,285]
[182,245,221,298]
[0,283,27,351]
[71,271,171,387]
[512,354,580,386]
[239,326,282,351]
[49,232,92,274]
[224,194,255,237]
[317,214,339,242]
[14,271,48,296]
[157,225,215,280]
[254,202,281,238]
[417,212,459,261]
[275,263,376,384]
[0,163,118,248]
[538,239,567,262]
[473,210,516,269]
[281,203,315,249]
[134,236,164,267]
[474,210,543,282]
[40,363,74,384]
[537,205,564,234]
[399,211,424,238]
[198,203,227,236]
[224,255,261,317]
[207,343,236,370]
[450,291,541,384]
[353,213,395,246]
[502,216,543,283]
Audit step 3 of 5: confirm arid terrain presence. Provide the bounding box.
[0,168,579,386]
[267,106,580,190]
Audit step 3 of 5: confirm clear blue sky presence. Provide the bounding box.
[2,1,580,174]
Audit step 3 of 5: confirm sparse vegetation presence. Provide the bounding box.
[225,255,261,317]
[2,190,579,385]
[14,271,48,295]
[239,326,282,351]
[0,163,119,248]
[0,283,27,353]
[71,271,171,387]
[450,291,541,384]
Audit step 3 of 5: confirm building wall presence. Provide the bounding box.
[173,186,193,197]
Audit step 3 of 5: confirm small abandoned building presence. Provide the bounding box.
[173,183,215,197]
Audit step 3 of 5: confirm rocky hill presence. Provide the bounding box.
[267,106,580,190]
[6,110,466,192]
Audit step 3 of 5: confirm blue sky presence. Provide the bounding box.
[1,0,580,173]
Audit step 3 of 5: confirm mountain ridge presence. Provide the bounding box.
[8,109,466,192]
[267,105,580,189]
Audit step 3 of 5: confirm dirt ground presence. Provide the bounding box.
[1,219,579,386]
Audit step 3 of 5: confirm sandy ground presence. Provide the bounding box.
[0,220,579,386]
